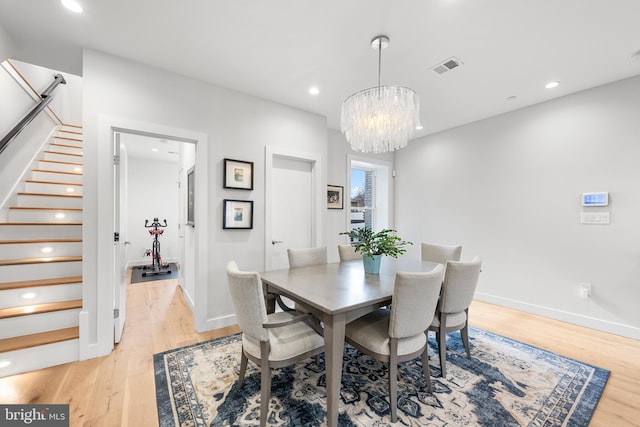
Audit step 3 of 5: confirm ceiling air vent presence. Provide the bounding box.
[431,57,463,75]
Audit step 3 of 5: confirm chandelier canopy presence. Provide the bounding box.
[341,35,421,154]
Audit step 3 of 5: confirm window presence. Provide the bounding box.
[349,158,391,233]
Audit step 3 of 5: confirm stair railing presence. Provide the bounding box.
[0,73,67,155]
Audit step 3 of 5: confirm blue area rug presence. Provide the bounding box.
[153,327,609,426]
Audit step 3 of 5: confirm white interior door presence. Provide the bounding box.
[269,156,313,270]
[113,133,128,343]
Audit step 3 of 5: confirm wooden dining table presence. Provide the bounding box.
[260,257,440,427]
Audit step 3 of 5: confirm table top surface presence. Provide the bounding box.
[260,258,440,316]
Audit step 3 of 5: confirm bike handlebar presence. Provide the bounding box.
[144,217,168,228]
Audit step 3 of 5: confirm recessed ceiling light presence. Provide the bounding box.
[415,125,423,130]
[309,87,319,95]
[61,0,83,13]
[545,81,560,89]
[152,148,159,152]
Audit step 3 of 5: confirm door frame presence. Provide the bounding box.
[83,115,208,359]
[264,145,324,271]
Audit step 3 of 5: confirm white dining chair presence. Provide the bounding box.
[226,261,325,427]
[344,264,444,422]
[338,244,362,261]
[287,246,328,267]
[421,242,462,264]
[428,256,482,377]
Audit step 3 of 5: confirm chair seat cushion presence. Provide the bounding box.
[243,311,324,362]
[431,311,466,329]
[345,309,426,356]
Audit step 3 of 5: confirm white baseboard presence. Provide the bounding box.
[474,292,640,340]
[0,340,79,378]
[196,313,237,333]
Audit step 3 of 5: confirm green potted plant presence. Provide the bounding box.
[340,227,412,274]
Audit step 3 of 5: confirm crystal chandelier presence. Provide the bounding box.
[341,35,421,154]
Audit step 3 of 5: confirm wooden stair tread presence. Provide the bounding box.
[58,129,82,135]
[44,150,83,157]
[0,276,82,291]
[50,142,82,149]
[25,180,82,186]
[61,123,82,129]
[54,136,83,142]
[0,256,82,266]
[39,159,83,166]
[0,327,79,352]
[0,238,82,244]
[9,207,82,211]
[0,300,82,320]
[0,222,82,226]
[32,169,82,176]
[18,192,82,198]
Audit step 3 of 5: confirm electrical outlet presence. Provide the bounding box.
[580,282,592,299]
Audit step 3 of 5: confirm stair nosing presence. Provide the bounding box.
[44,150,83,158]
[39,159,83,166]
[0,276,82,290]
[9,207,82,211]
[0,256,82,266]
[0,327,80,352]
[0,239,82,245]
[0,222,82,226]
[25,180,82,186]
[32,169,83,176]
[18,192,82,198]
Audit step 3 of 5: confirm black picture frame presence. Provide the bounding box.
[327,185,344,209]
[186,166,195,227]
[223,199,254,229]
[224,158,254,190]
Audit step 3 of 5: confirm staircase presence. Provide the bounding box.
[0,124,83,376]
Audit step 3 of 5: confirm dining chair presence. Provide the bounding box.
[226,261,325,427]
[338,244,362,261]
[344,264,444,422]
[287,246,328,267]
[421,242,462,264]
[428,256,482,377]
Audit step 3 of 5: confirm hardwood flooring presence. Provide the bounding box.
[0,276,638,426]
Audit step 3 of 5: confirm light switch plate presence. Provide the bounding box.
[580,212,610,225]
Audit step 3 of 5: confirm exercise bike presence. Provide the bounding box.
[142,217,172,277]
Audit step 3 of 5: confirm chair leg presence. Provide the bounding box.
[420,347,432,394]
[238,351,248,387]
[260,342,271,427]
[389,338,399,423]
[461,323,471,358]
[438,319,447,377]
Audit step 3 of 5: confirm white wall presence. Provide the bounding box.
[0,23,16,62]
[396,75,640,339]
[81,49,327,355]
[179,144,196,309]
[125,156,180,266]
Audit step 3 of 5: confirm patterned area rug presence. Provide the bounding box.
[153,327,609,426]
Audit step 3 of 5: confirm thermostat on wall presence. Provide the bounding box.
[582,192,608,206]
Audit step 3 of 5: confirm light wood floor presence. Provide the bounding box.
[0,277,638,426]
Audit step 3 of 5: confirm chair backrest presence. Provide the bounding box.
[287,246,327,268]
[421,242,462,264]
[338,244,362,261]
[226,261,269,342]
[389,264,444,339]
[440,256,482,315]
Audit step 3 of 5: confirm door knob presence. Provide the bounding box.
[272,240,283,245]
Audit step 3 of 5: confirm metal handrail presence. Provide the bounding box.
[0,73,67,155]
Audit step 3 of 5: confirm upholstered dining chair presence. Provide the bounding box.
[338,244,362,261]
[421,242,462,264]
[428,256,482,377]
[226,261,325,427]
[287,246,328,267]
[344,264,444,422]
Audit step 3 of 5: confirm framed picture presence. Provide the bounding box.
[327,185,344,209]
[224,158,254,190]
[223,199,254,229]
[186,166,195,227]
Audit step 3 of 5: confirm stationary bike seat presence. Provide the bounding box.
[149,229,164,235]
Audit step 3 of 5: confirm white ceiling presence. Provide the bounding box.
[2,0,640,140]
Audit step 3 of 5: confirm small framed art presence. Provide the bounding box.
[223,199,254,229]
[327,185,344,209]
[224,158,254,190]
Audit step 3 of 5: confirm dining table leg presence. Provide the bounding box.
[323,312,346,427]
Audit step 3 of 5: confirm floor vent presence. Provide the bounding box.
[431,57,463,75]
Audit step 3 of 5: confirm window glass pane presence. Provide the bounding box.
[350,168,374,232]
